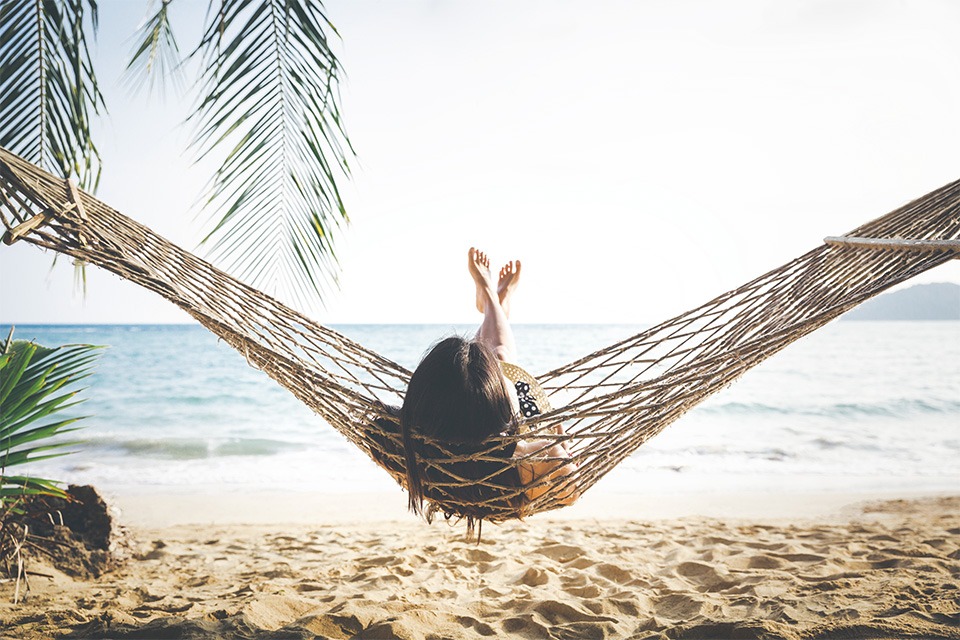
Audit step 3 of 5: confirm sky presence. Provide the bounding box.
[2,0,959,325]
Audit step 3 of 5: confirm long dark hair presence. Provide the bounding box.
[400,336,518,517]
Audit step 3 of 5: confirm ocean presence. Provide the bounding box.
[4,322,959,498]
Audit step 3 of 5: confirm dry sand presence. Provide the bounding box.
[2,494,958,639]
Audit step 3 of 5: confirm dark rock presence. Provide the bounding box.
[6,484,119,578]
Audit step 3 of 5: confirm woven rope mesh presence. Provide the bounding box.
[2,146,958,522]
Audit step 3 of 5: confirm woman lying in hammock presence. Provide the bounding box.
[399,248,579,518]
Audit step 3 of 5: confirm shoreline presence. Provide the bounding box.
[105,486,960,528]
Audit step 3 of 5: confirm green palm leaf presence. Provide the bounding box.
[124,0,182,96]
[0,0,105,191]
[0,476,64,502]
[0,330,103,506]
[190,0,354,308]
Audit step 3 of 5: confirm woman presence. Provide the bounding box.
[400,248,579,519]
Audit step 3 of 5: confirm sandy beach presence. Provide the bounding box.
[2,491,958,640]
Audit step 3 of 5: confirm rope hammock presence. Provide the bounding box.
[2,146,959,525]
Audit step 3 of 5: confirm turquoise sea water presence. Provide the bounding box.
[4,322,959,497]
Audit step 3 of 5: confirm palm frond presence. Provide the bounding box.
[0,0,105,191]
[190,0,353,308]
[0,333,103,506]
[0,475,69,501]
[124,0,183,96]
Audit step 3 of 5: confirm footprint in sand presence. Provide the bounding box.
[465,548,498,563]
[607,596,649,617]
[561,572,587,587]
[261,566,294,579]
[675,561,735,592]
[533,600,619,625]
[518,567,550,587]
[135,544,168,561]
[776,552,827,563]
[655,593,705,620]
[455,615,497,636]
[920,537,949,549]
[503,614,551,636]
[359,554,399,568]
[240,594,319,631]
[133,587,165,603]
[595,562,632,585]
[565,584,602,598]
[135,601,194,614]
[481,586,508,598]
[535,543,584,563]
[746,554,786,570]
[561,569,607,598]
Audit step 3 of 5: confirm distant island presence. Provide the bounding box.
[842,282,960,320]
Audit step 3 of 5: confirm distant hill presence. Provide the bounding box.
[842,282,960,320]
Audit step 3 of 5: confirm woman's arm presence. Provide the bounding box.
[515,435,580,505]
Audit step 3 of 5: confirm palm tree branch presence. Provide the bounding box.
[0,335,102,506]
[124,0,182,96]
[189,0,353,307]
[0,0,104,190]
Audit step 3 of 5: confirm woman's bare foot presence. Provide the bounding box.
[468,247,496,313]
[498,259,521,318]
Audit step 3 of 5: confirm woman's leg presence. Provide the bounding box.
[497,259,521,319]
[468,248,521,362]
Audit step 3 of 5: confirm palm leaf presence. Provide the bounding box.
[0,343,33,408]
[1,395,84,438]
[124,0,183,96]
[0,475,71,503]
[0,332,103,506]
[0,0,105,191]
[190,0,353,308]
[1,417,83,444]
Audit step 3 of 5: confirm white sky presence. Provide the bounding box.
[2,0,959,325]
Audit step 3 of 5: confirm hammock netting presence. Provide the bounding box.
[2,146,958,523]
